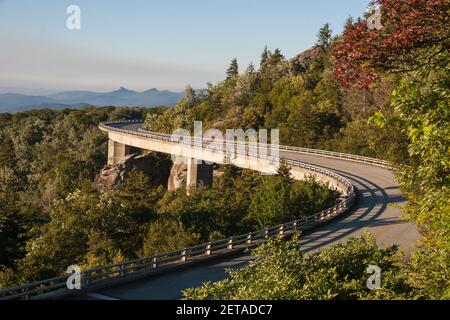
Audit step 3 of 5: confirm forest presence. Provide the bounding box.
[0,0,448,299]
[0,105,339,287]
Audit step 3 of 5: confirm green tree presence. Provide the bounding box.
[260,46,269,66]
[248,167,339,228]
[391,51,450,249]
[316,23,332,49]
[0,167,25,267]
[344,16,354,31]
[86,170,164,262]
[226,58,239,79]
[142,219,197,256]
[0,132,15,168]
[249,172,293,228]
[16,189,92,282]
[332,1,450,299]
[183,234,401,300]
[157,187,244,242]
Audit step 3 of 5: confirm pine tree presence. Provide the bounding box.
[344,16,354,31]
[246,63,255,75]
[265,48,284,66]
[260,46,269,66]
[271,49,284,62]
[178,84,197,111]
[184,84,196,102]
[316,23,332,49]
[226,58,239,79]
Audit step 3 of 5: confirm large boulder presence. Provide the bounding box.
[167,163,188,191]
[94,152,171,192]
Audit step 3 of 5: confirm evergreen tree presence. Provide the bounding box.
[0,194,23,267]
[344,16,354,31]
[260,46,269,66]
[246,62,255,75]
[0,133,15,168]
[177,84,198,111]
[264,48,284,67]
[184,84,196,104]
[272,49,284,61]
[0,167,26,267]
[142,219,195,256]
[316,23,332,49]
[226,58,239,79]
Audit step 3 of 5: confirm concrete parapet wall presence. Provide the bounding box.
[106,130,349,195]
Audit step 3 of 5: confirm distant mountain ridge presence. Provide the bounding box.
[0,87,184,113]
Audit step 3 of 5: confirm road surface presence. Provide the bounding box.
[82,123,420,300]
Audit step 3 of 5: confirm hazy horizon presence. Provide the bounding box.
[0,85,185,96]
[0,0,369,94]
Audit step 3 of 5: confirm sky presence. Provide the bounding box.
[0,0,370,94]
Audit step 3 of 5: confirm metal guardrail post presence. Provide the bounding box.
[279,225,285,236]
[181,250,187,262]
[246,233,252,244]
[152,257,158,269]
[205,244,212,255]
[264,229,269,240]
[22,288,30,300]
[83,271,91,287]
[227,238,233,250]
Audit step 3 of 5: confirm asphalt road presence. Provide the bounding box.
[83,123,420,300]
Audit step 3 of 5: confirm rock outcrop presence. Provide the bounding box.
[292,46,321,65]
[95,153,223,193]
[94,152,171,192]
[167,163,188,191]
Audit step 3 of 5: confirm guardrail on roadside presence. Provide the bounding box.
[0,197,353,300]
[0,120,359,300]
[101,120,391,169]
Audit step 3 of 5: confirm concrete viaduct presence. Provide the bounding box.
[90,121,420,299]
[102,121,350,193]
[0,120,421,300]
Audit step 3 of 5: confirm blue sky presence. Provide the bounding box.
[0,0,369,93]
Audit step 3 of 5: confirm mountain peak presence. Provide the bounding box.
[0,87,184,112]
[110,87,137,95]
[143,88,159,93]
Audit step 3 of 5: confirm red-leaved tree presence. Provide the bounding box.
[332,0,450,88]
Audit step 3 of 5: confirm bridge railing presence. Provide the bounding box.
[0,195,353,300]
[100,120,391,168]
[0,120,359,300]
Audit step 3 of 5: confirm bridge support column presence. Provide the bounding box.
[186,158,213,193]
[108,140,130,166]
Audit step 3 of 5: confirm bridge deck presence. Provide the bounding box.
[76,123,420,300]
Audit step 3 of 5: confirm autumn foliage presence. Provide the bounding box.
[332,0,450,88]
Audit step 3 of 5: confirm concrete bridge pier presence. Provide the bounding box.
[108,140,130,166]
[186,158,213,193]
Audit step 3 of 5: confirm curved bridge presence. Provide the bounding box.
[0,120,420,300]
